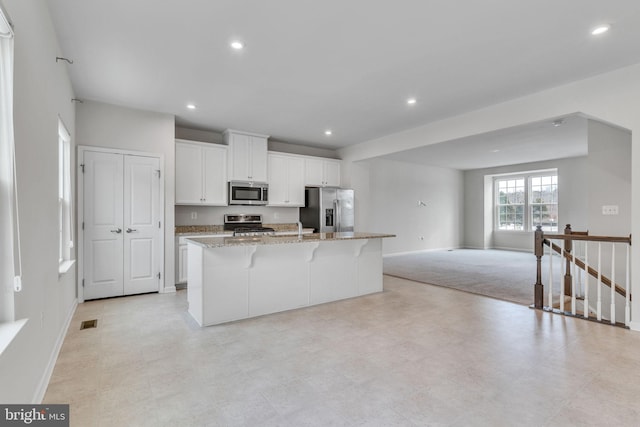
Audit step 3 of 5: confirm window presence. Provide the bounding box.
[1,5,18,325]
[495,171,558,232]
[58,119,74,273]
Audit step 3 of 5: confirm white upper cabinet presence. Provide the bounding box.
[175,139,228,205]
[224,129,268,182]
[304,157,341,187]
[268,153,305,207]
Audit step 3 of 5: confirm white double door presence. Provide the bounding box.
[82,150,161,300]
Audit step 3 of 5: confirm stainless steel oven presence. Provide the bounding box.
[228,181,268,205]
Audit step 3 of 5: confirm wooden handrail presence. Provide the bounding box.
[542,233,631,244]
[543,240,628,298]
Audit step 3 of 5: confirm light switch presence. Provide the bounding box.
[602,205,619,215]
[191,211,197,219]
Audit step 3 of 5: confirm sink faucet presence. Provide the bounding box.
[297,221,303,237]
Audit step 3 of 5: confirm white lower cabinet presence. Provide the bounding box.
[187,238,384,326]
[176,233,232,285]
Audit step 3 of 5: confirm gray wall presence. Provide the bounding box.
[352,158,464,255]
[76,101,176,291]
[587,120,632,236]
[175,205,300,226]
[464,156,588,251]
[0,0,77,403]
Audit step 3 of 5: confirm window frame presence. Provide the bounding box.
[494,169,558,233]
[58,119,74,275]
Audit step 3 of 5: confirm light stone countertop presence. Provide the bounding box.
[186,232,395,248]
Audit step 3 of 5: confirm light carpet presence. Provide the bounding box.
[383,248,561,306]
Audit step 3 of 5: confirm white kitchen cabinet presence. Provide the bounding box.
[224,129,268,182]
[175,140,228,205]
[176,233,234,285]
[267,153,305,206]
[176,238,188,285]
[304,157,341,187]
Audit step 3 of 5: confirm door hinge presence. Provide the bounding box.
[155,169,161,178]
[157,272,161,280]
[82,279,85,288]
[80,164,85,173]
[158,221,161,228]
[82,221,85,230]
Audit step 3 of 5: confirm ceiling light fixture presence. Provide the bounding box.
[186,104,196,110]
[324,130,332,136]
[230,41,244,50]
[591,24,610,35]
[407,98,417,105]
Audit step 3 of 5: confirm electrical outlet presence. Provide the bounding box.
[191,211,197,220]
[602,205,619,215]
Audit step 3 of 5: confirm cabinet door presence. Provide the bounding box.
[228,133,251,181]
[249,136,268,182]
[176,142,204,204]
[202,144,228,205]
[268,154,289,205]
[324,160,341,187]
[178,244,188,284]
[287,156,305,206]
[304,157,324,186]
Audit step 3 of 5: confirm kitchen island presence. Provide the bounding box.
[186,232,394,326]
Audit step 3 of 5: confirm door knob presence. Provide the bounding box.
[110,228,122,234]
[126,228,137,233]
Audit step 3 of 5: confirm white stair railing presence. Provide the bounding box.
[533,225,632,327]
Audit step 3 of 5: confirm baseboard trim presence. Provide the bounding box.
[34,298,77,403]
[491,246,533,253]
[161,285,177,294]
[629,321,640,332]
[384,247,462,258]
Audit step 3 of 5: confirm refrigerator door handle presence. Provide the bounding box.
[335,199,340,232]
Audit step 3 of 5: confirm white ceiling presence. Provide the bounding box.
[385,114,589,170]
[48,1,640,156]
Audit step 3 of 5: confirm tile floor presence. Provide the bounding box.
[44,275,640,426]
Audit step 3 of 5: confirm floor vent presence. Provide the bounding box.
[80,319,98,330]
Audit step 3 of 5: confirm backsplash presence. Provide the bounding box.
[175,205,300,226]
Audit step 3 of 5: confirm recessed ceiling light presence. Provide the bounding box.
[591,25,610,35]
[230,41,244,50]
[407,98,417,105]
[186,104,196,110]
[324,130,332,136]
[491,149,500,153]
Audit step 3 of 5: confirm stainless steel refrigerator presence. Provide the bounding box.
[300,187,354,233]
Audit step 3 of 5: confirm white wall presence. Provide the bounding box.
[464,156,588,251]
[175,126,340,159]
[76,101,176,292]
[352,158,463,255]
[0,0,77,403]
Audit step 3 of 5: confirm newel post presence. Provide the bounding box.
[564,224,573,296]
[534,225,544,309]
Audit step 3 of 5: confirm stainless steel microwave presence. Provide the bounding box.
[228,181,269,205]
